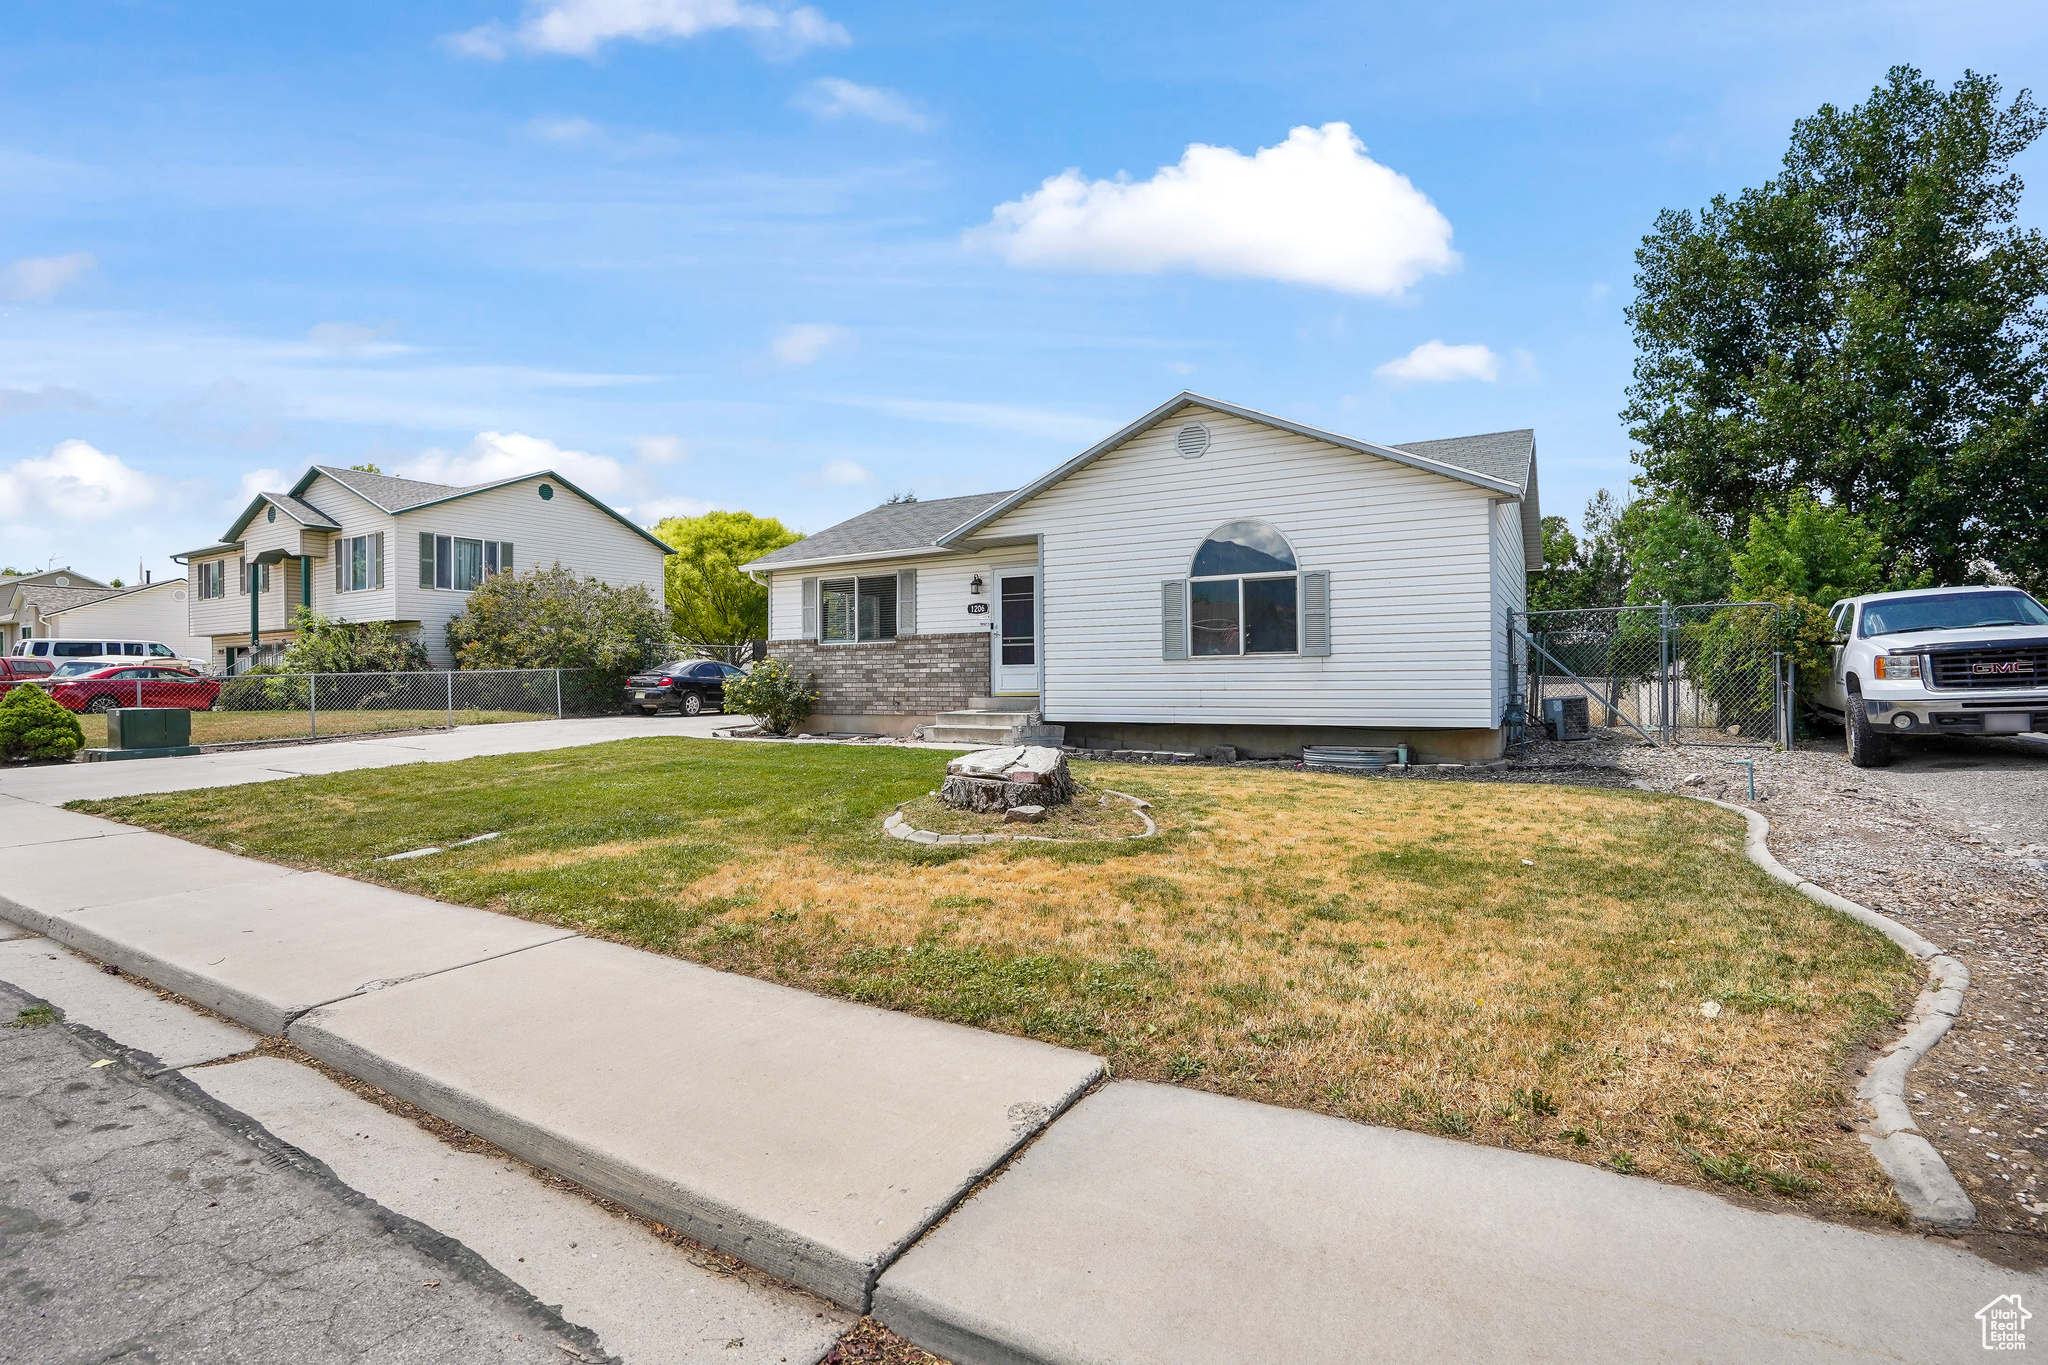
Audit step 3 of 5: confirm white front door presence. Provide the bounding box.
[993,570,1039,695]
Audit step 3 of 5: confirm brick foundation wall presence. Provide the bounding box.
[767,632,990,716]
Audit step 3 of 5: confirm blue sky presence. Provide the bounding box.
[3,0,2045,581]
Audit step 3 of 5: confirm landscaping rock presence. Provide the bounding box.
[1005,805,1046,823]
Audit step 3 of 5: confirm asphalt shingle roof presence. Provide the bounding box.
[1389,429,1535,493]
[312,466,467,512]
[262,493,342,529]
[15,584,125,614]
[744,491,1015,569]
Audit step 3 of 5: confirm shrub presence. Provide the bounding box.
[281,609,432,674]
[444,564,670,698]
[723,659,818,735]
[0,684,85,761]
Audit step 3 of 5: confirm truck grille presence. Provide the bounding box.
[1928,644,2048,690]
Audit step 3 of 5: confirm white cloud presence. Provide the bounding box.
[524,116,678,157]
[814,458,872,486]
[3,252,96,302]
[969,123,1457,297]
[230,466,290,511]
[0,440,170,524]
[633,434,689,463]
[636,494,719,520]
[1374,340,1500,384]
[0,384,96,416]
[792,78,928,130]
[304,322,409,358]
[772,323,845,364]
[401,431,632,497]
[451,0,849,59]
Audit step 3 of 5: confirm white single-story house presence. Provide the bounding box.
[40,577,212,664]
[742,392,1539,761]
[0,567,115,653]
[172,465,672,672]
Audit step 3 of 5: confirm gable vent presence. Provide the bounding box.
[1174,422,1211,459]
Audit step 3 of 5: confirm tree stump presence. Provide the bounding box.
[940,744,1074,810]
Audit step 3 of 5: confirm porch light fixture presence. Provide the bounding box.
[970,574,985,595]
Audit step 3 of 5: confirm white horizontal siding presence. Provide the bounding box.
[1489,497,1527,721]
[973,407,1499,728]
[395,478,668,665]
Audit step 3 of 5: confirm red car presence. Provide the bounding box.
[0,656,55,697]
[48,664,221,713]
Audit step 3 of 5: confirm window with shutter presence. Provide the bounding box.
[419,533,435,589]
[800,577,819,640]
[334,548,345,593]
[372,532,385,588]
[1301,570,1331,656]
[1161,579,1187,660]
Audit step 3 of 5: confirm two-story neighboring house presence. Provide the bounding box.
[172,465,672,672]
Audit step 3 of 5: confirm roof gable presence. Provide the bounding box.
[937,392,1530,550]
[270,465,676,556]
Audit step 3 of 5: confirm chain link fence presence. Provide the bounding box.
[69,667,619,748]
[1516,602,1792,747]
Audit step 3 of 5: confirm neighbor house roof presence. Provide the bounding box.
[169,542,243,563]
[936,393,1534,552]
[294,465,676,555]
[741,492,1016,572]
[2,584,125,624]
[222,489,346,543]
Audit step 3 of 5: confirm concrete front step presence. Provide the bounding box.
[967,696,1038,712]
[927,725,1022,745]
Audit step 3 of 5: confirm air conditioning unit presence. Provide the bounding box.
[1542,696,1590,741]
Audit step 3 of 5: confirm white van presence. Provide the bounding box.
[13,638,207,670]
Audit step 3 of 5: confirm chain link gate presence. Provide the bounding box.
[1512,602,1793,747]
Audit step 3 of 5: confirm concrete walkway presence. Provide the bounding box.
[2,737,2043,1361]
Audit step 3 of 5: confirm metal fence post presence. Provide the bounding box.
[555,668,562,719]
[309,673,318,738]
[446,670,454,730]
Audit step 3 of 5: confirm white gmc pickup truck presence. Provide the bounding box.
[1814,585,2048,767]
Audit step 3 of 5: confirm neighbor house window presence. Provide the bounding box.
[418,534,513,590]
[237,558,270,594]
[196,560,227,599]
[1188,520,1299,656]
[819,575,897,643]
[335,533,386,593]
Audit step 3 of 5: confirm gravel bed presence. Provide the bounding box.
[1442,726,2048,1265]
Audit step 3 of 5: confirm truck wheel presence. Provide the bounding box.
[1846,691,1892,768]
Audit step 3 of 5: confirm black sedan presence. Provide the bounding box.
[624,660,745,716]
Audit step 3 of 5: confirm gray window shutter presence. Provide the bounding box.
[372,533,385,589]
[500,542,512,576]
[897,568,917,635]
[1162,579,1187,660]
[334,544,345,593]
[418,533,435,589]
[1302,570,1331,656]
[800,577,819,640]
[238,556,248,595]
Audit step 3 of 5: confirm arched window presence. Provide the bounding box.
[1188,520,1299,655]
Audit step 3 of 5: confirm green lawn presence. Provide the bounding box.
[72,708,550,748]
[75,737,1916,1218]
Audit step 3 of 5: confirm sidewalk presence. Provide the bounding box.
[3,771,2042,1360]
[0,713,728,806]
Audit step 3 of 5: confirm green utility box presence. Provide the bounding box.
[82,708,200,762]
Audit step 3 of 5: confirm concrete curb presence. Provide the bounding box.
[1691,796,1976,1229]
[883,791,1158,846]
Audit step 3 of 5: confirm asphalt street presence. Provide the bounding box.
[0,980,610,1365]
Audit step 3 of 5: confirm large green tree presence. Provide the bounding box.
[1623,66,2048,587]
[650,511,802,650]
